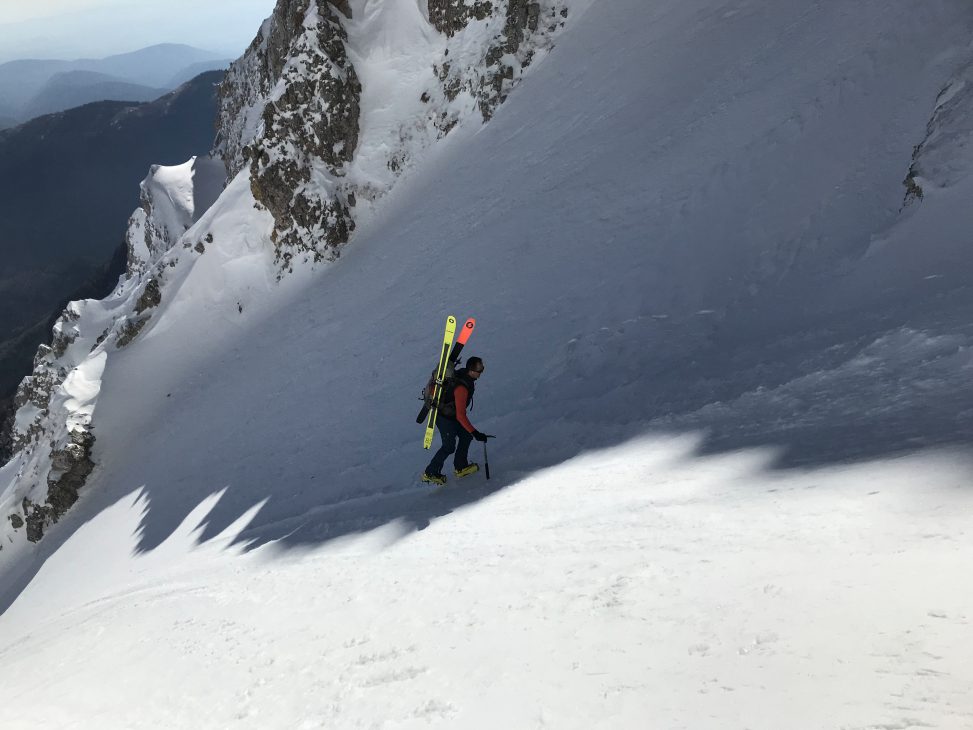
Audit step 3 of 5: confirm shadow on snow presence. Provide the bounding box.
[3,288,973,617]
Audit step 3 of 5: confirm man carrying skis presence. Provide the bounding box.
[422,357,489,485]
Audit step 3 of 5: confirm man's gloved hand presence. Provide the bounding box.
[472,430,489,442]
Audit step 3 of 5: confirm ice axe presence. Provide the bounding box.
[482,435,496,480]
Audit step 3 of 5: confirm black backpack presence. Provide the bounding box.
[422,363,473,420]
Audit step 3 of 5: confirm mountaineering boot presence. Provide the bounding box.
[422,471,447,486]
[454,463,479,479]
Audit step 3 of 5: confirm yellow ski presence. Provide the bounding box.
[423,315,457,449]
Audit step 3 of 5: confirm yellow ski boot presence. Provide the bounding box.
[454,463,479,479]
[422,471,447,486]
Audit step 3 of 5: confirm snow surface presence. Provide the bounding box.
[3,440,972,728]
[3,0,973,727]
[343,0,445,202]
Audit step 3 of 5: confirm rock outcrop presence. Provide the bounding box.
[243,0,361,269]
[217,0,570,271]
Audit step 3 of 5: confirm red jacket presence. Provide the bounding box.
[453,383,475,433]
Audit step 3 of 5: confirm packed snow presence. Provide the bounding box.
[2,0,973,728]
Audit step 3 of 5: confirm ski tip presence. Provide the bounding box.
[457,317,476,345]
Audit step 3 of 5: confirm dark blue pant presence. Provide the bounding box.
[426,417,472,476]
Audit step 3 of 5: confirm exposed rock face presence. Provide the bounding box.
[21,429,96,542]
[13,343,68,456]
[428,0,496,34]
[430,0,565,122]
[218,0,361,270]
[115,316,150,348]
[245,0,361,270]
[5,313,133,544]
[135,278,162,315]
[216,14,286,178]
[7,301,100,542]
[217,0,353,176]
[218,0,569,271]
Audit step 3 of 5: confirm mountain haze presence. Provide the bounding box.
[0,2,275,64]
[0,44,227,123]
[22,71,169,119]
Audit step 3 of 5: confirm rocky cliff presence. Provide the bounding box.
[2,158,226,545]
[217,0,570,271]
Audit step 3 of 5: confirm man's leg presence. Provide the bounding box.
[454,428,474,471]
[426,418,458,476]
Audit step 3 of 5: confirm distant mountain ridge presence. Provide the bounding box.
[0,44,229,124]
[22,71,170,119]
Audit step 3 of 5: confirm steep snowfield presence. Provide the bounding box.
[3,1,973,728]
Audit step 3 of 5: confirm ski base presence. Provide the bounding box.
[423,315,457,449]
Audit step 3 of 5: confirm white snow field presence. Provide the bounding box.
[3,0,973,728]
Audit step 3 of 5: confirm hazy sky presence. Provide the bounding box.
[0,0,278,61]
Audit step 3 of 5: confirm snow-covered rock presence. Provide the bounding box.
[1,157,227,545]
[125,156,227,276]
[218,0,572,269]
[4,296,114,544]
[903,58,973,205]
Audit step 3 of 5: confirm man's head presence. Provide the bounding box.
[466,356,484,380]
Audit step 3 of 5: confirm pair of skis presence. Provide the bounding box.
[419,315,475,449]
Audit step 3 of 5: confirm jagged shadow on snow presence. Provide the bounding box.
[107,286,973,557]
[233,478,510,550]
[128,462,512,556]
[3,286,973,617]
[123,294,973,557]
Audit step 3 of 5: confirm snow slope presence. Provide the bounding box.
[2,0,973,727]
[2,441,972,728]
